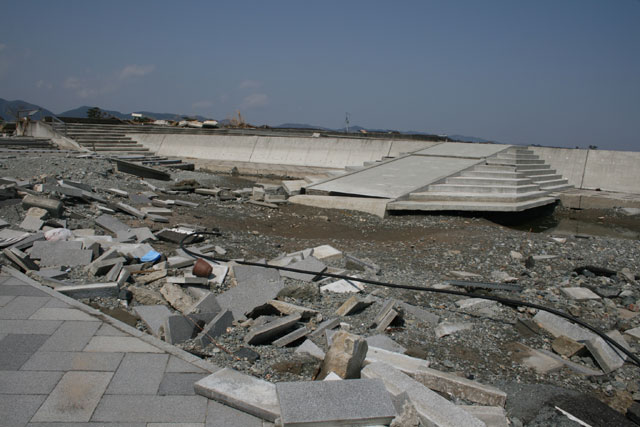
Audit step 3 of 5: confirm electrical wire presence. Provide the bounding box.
[180,231,640,369]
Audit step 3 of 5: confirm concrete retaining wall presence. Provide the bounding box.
[129,133,439,169]
[23,121,86,151]
[531,146,640,194]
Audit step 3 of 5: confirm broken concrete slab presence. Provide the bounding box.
[104,261,123,282]
[371,300,399,332]
[166,275,209,285]
[455,298,498,311]
[56,283,119,299]
[95,214,130,234]
[508,342,564,374]
[435,322,473,338]
[309,317,341,339]
[276,379,396,427]
[115,202,146,219]
[280,256,327,282]
[87,257,126,276]
[114,158,171,181]
[160,282,198,312]
[186,293,221,320]
[399,302,440,326]
[22,194,63,218]
[167,255,195,268]
[19,215,44,231]
[216,265,285,320]
[362,362,484,427]
[345,254,381,274]
[40,249,93,268]
[244,313,302,345]
[194,368,280,422]
[3,247,39,271]
[273,326,309,347]
[585,330,631,374]
[318,330,368,380]
[552,335,586,358]
[267,299,318,320]
[141,206,172,216]
[459,405,509,427]
[134,305,173,337]
[366,335,406,354]
[164,314,199,344]
[320,277,365,294]
[196,310,234,348]
[29,240,83,260]
[365,346,430,374]
[560,287,601,301]
[136,269,167,285]
[295,339,325,360]
[335,295,375,316]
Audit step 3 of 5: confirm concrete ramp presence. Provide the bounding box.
[305,143,511,199]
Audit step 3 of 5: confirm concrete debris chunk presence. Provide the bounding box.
[585,330,631,374]
[141,206,172,216]
[295,339,325,360]
[216,265,285,320]
[163,314,199,344]
[435,322,473,338]
[281,180,307,196]
[167,256,195,268]
[160,282,198,312]
[147,213,170,223]
[311,244,343,261]
[136,269,167,284]
[399,302,440,326]
[19,215,44,231]
[366,335,407,354]
[105,261,123,282]
[309,317,341,339]
[106,188,128,197]
[22,194,63,218]
[95,214,130,234]
[552,335,586,357]
[196,309,234,347]
[335,295,375,316]
[3,246,39,271]
[87,256,126,276]
[508,342,564,374]
[40,248,93,267]
[459,406,509,427]
[276,379,396,427]
[166,275,209,285]
[365,346,430,374]
[560,287,601,301]
[371,299,398,331]
[345,253,380,274]
[455,298,498,311]
[362,362,485,427]
[280,256,327,282]
[320,277,365,293]
[56,282,119,299]
[318,330,368,380]
[267,299,318,320]
[194,368,280,422]
[115,202,146,219]
[273,326,309,347]
[244,313,302,345]
[134,305,173,337]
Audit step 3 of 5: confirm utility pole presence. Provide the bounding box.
[345,112,350,134]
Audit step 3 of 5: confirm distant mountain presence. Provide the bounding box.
[58,106,207,121]
[0,98,57,121]
[448,134,496,143]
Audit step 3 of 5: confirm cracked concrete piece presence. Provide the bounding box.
[365,346,430,374]
[273,326,309,347]
[435,322,473,338]
[134,305,173,337]
[366,335,406,354]
[40,249,93,267]
[295,339,325,360]
[276,379,396,426]
[320,278,365,294]
[318,330,368,380]
[585,330,631,374]
[196,310,234,347]
[280,256,327,282]
[245,313,301,345]
[194,368,280,422]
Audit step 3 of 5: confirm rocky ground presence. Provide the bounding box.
[1,151,640,426]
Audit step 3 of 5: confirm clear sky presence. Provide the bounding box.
[1,1,638,150]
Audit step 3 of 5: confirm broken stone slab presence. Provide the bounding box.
[365,346,430,374]
[535,348,603,376]
[173,199,199,208]
[164,314,200,344]
[196,310,234,347]
[136,269,167,285]
[366,335,407,354]
[508,342,564,374]
[267,300,318,320]
[459,405,509,427]
[309,317,341,339]
[106,188,128,197]
[185,293,221,318]
[19,215,44,231]
[320,277,365,294]
[130,286,166,306]
[625,327,640,340]
[195,188,221,196]
[552,335,586,357]
[362,362,485,427]
[435,322,473,338]
[166,275,209,285]
[3,246,39,271]
[147,213,170,223]
[128,193,152,205]
[412,366,507,407]
[9,231,45,251]
[141,206,172,216]
[134,305,173,337]
[160,282,198,312]
[585,330,631,374]
[335,295,375,316]
[449,270,482,279]
[40,248,93,267]
[399,302,440,326]
[115,202,146,219]
[104,261,123,282]
[244,313,302,345]
[276,379,396,427]
[167,255,195,268]
[114,158,171,181]
[216,265,285,320]
[295,339,325,360]
[56,282,119,299]
[318,330,368,380]
[311,244,343,261]
[195,368,280,422]
[22,194,63,217]
[455,298,498,311]
[108,243,155,259]
[86,256,126,276]
[345,254,381,274]
[95,214,130,234]
[280,256,327,282]
[560,287,601,301]
[273,326,309,347]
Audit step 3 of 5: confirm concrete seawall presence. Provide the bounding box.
[129,132,638,195]
[128,133,440,170]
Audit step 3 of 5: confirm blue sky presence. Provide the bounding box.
[1,1,638,150]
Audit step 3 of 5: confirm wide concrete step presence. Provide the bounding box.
[541,183,573,192]
[446,176,533,186]
[388,196,557,212]
[90,146,150,152]
[70,134,130,139]
[474,165,518,172]
[408,190,551,203]
[428,183,542,194]
[527,173,563,181]
[513,164,552,171]
[495,153,540,160]
[78,142,143,147]
[507,149,535,155]
[535,178,570,189]
[76,140,136,145]
[488,158,546,165]
[461,170,528,179]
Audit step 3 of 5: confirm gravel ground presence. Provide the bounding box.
[2,151,640,426]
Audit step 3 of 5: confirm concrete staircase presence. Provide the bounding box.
[387,147,571,212]
[51,123,152,156]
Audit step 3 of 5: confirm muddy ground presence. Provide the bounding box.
[1,152,640,426]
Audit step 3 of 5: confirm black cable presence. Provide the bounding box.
[179,231,640,369]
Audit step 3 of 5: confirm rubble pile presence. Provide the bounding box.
[1,152,640,426]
